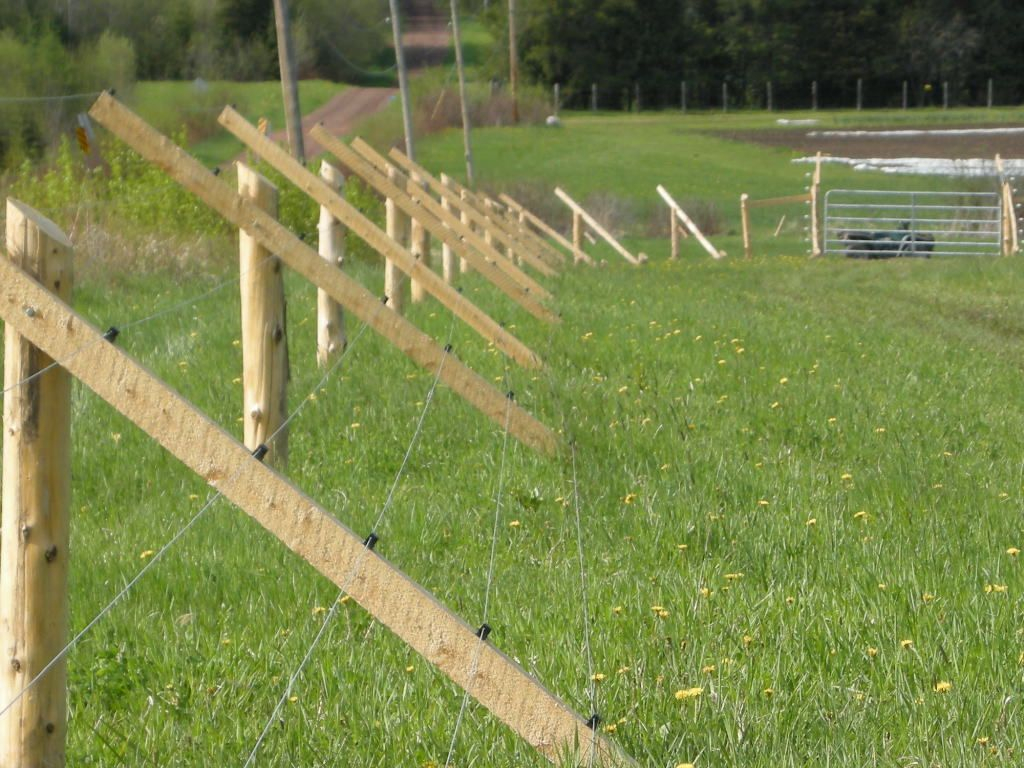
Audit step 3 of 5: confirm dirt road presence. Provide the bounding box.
[268,1,450,158]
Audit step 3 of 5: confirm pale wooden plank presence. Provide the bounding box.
[0,255,634,767]
[554,188,643,266]
[656,185,726,260]
[309,127,559,318]
[218,107,544,369]
[499,193,592,266]
[89,93,555,453]
[348,138,555,302]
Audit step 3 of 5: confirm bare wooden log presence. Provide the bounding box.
[238,163,290,466]
[91,93,555,451]
[317,161,347,367]
[0,255,631,767]
[554,188,643,265]
[311,129,556,316]
[1,199,73,768]
[219,107,545,368]
[385,165,410,314]
[409,173,432,304]
[499,193,590,265]
[740,193,752,260]
[656,185,726,260]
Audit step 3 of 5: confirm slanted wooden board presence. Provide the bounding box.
[497,201,567,269]
[439,172,559,278]
[0,255,634,767]
[385,148,559,278]
[499,193,592,266]
[656,185,726,260]
[440,178,564,270]
[218,107,543,370]
[554,188,643,266]
[89,93,556,454]
[309,127,558,318]
[347,138,554,302]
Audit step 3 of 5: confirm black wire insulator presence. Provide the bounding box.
[476,623,492,641]
[102,326,120,343]
[251,444,269,462]
[586,714,601,730]
[363,532,379,550]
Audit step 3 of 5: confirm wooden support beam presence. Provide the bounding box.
[0,255,633,767]
[670,208,680,260]
[996,154,1020,256]
[499,193,591,265]
[554,188,644,266]
[810,151,823,258]
[218,107,545,369]
[747,192,812,209]
[438,173,561,275]
[480,193,565,270]
[90,93,554,451]
[317,161,347,368]
[441,192,457,284]
[238,164,290,467]
[346,137,553,301]
[1,199,73,768]
[740,193,752,260]
[384,166,410,314]
[385,147,558,278]
[310,128,557,319]
[656,185,726,260]
[408,174,431,304]
[572,212,584,263]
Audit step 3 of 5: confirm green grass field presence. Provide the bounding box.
[3,101,1024,766]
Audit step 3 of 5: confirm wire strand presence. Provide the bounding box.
[242,313,456,767]
[443,388,514,767]
[571,441,599,767]
[0,311,368,723]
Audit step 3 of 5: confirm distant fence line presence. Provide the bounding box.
[548,77,1020,113]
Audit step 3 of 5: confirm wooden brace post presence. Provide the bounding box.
[385,165,410,314]
[218,107,546,368]
[656,185,726,260]
[810,151,823,258]
[1,199,73,768]
[309,128,557,318]
[408,172,431,304]
[317,161,347,367]
[90,93,555,452]
[554,188,644,265]
[740,193,752,260]
[0,254,635,768]
[499,193,591,265]
[238,163,290,467]
[343,136,552,302]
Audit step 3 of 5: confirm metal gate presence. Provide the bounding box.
[824,189,1003,257]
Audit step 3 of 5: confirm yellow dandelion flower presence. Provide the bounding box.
[674,687,703,700]
[617,666,630,675]
[878,583,887,591]
[900,639,913,649]
[779,377,789,385]
[603,723,617,734]
[139,549,155,560]
[977,737,990,746]
[508,520,521,528]
[1007,547,1020,557]
[618,385,628,394]
[806,518,817,526]
[677,544,688,551]
[701,664,716,674]
[922,593,935,603]
[827,417,837,424]
[288,695,298,703]
[676,764,695,768]
[757,499,770,507]
[853,510,869,520]
[405,665,414,673]
[699,587,713,598]
[866,647,878,657]
[763,687,774,698]
[724,573,743,581]
[841,472,853,481]
[770,401,781,409]
[612,605,624,615]
[742,634,754,647]
[933,680,952,694]
[785,596,795,605]
[984,584,1008,594]
[874,427,886,433]
[651,605,664,613]
[591,673,606,682]
[623,493,638,504]
[657,609,670,619]
[717,359,727,366]
[312,606,326,615]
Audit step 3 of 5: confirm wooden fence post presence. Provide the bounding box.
[812,80,818,111]
[591,82,597,111]
[1,199,74,767]
[902,80,908,110]
[670,209,680,261]
[740,193,752,259]
[572,211,584,263]
[458,188,472,274]
[385,166,410,312]
[317,161,347,367]
[238,163,289,466]
[440,192,457,284]
[856,77,863,110]
[810,151,823,258]
[409,173,432,304]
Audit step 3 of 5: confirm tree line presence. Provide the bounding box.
[488,0,1024,110]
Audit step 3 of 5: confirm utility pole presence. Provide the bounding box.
[388,0,416,159]
[509,0,519,123]
[450,0,475,186]
[272,0,305,162]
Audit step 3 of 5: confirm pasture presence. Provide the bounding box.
[2,101,1024,767]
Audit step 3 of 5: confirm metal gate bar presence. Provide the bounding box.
[824,188,1002,257]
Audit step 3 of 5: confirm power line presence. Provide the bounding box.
[0,91,101,104]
